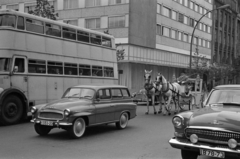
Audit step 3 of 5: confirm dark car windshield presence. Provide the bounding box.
[207,90,240,106]
[63,88,95,99]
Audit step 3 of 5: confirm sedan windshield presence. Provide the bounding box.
[0,58,11,72]
[63,88,95,99]
[207,90,240,106]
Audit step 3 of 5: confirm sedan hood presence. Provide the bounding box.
[189,106,240,132]
[41,98,92,111]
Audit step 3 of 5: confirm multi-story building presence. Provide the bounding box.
[0,0,213,92]
[212,0,238,85]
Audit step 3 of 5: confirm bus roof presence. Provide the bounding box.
[0,9,114,39]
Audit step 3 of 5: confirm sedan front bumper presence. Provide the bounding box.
[30,118,72,126]
[169,137,240,158]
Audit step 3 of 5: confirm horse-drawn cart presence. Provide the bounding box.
[177,77,204,111]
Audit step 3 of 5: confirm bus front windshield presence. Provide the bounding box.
[0,58,11,72]
[0,14,16,27]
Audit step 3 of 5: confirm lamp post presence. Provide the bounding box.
[189,4,230,71]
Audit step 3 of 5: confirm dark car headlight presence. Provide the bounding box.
[31,107,37,114]
[64,109,71,116]
[172,115,184,128]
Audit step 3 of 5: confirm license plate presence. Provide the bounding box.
[200,149,225,158]
[40,120,53,126]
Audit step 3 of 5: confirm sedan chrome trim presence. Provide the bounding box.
[186,126,240,134]
[169,138,240,153]
[198,138,240,146]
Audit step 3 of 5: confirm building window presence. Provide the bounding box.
[157,24,161,35]
[7,4,19,11]
[189,18,194,27]
[203,24,206,32]
[199,23,202,30]
[183,33,188,42]
[157,4,161,14]
[171,30,177,39]
[207,41,210,48]
[171,10,177,20]
[86,0,101,7]
[198,38,202,46]
[207,26,211,33]
[189,35,192,43]
[64,0,78,9]
[109,0,126,5]
[203,8,207,15]
[183,0,188,7]
[48,0,57,10]
[162,6,170,17]
[162,26,170,37]
[208,12,212,19]
[194,4,198,12]
[199,6,203,14]
[86,18,100,29]
[178,13,184,23]
[108,16,125,28]
[193,37,198,45]
[202,39,206,47]
[63,19,78,26]
[183,15,188,25]
[189,1,193,9]
[178,31,182,40]
[24,2,36,13]
[179,0,183,4]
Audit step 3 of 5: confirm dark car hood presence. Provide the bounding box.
[41,98,92,111]
[189,107,240,132]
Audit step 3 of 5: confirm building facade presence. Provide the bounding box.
[212,0,239,85]
[0,0,213,93]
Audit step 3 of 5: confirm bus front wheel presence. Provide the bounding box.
[0,95,23,125]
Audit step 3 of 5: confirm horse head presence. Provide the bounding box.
[144,70,152,83]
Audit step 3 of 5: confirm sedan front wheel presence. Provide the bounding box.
[68,118,86,138]
[116,112,129,129]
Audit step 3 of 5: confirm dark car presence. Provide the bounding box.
[169,85,240,159]
[31,84,137,138]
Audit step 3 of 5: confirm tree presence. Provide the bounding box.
[116,49,125,61]
[28,0,58,20]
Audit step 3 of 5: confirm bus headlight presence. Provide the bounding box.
[172,116,184,128]
[31,107,37,114]
[64,109,71,116]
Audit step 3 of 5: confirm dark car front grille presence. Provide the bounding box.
[185,128,240,143]
[39,112,63,120]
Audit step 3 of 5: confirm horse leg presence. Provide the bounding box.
[152,95,157,114]
[145,95,149,114]
[166,95,172,116]
[158,95,162,114]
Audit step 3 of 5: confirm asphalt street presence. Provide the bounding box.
[0,104,227,159]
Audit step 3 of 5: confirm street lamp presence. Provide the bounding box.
[189,4,230,71]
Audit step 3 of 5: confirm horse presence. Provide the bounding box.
[142,70,162,115]
[156,73,183,115]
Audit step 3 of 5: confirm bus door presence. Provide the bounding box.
[11,55,28,98]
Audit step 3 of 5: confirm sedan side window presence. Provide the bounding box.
[121,89,130,98]
[111,89,122,99]
[98,89,111,99]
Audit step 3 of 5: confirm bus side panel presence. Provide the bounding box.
[0,31,15,48]
[14,32,27,50]
[46,38,63,55]
[91,78,104,84]
[102,49,113,62]
[28,75,47,105]
[78,78,92,85]
[63,41,77,57]
[63,77,78,93]
[77,43,91,59]
[47,77,64,102]
[91,46,102,60]
[26,34,46,53]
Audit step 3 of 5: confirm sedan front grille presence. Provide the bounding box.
[185,128,240,143]
[39,112,63,120]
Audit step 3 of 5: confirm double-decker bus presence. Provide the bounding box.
[0,9,118,125]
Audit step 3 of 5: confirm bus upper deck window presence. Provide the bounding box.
[0,15,16,28]
[17,16,24,30]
